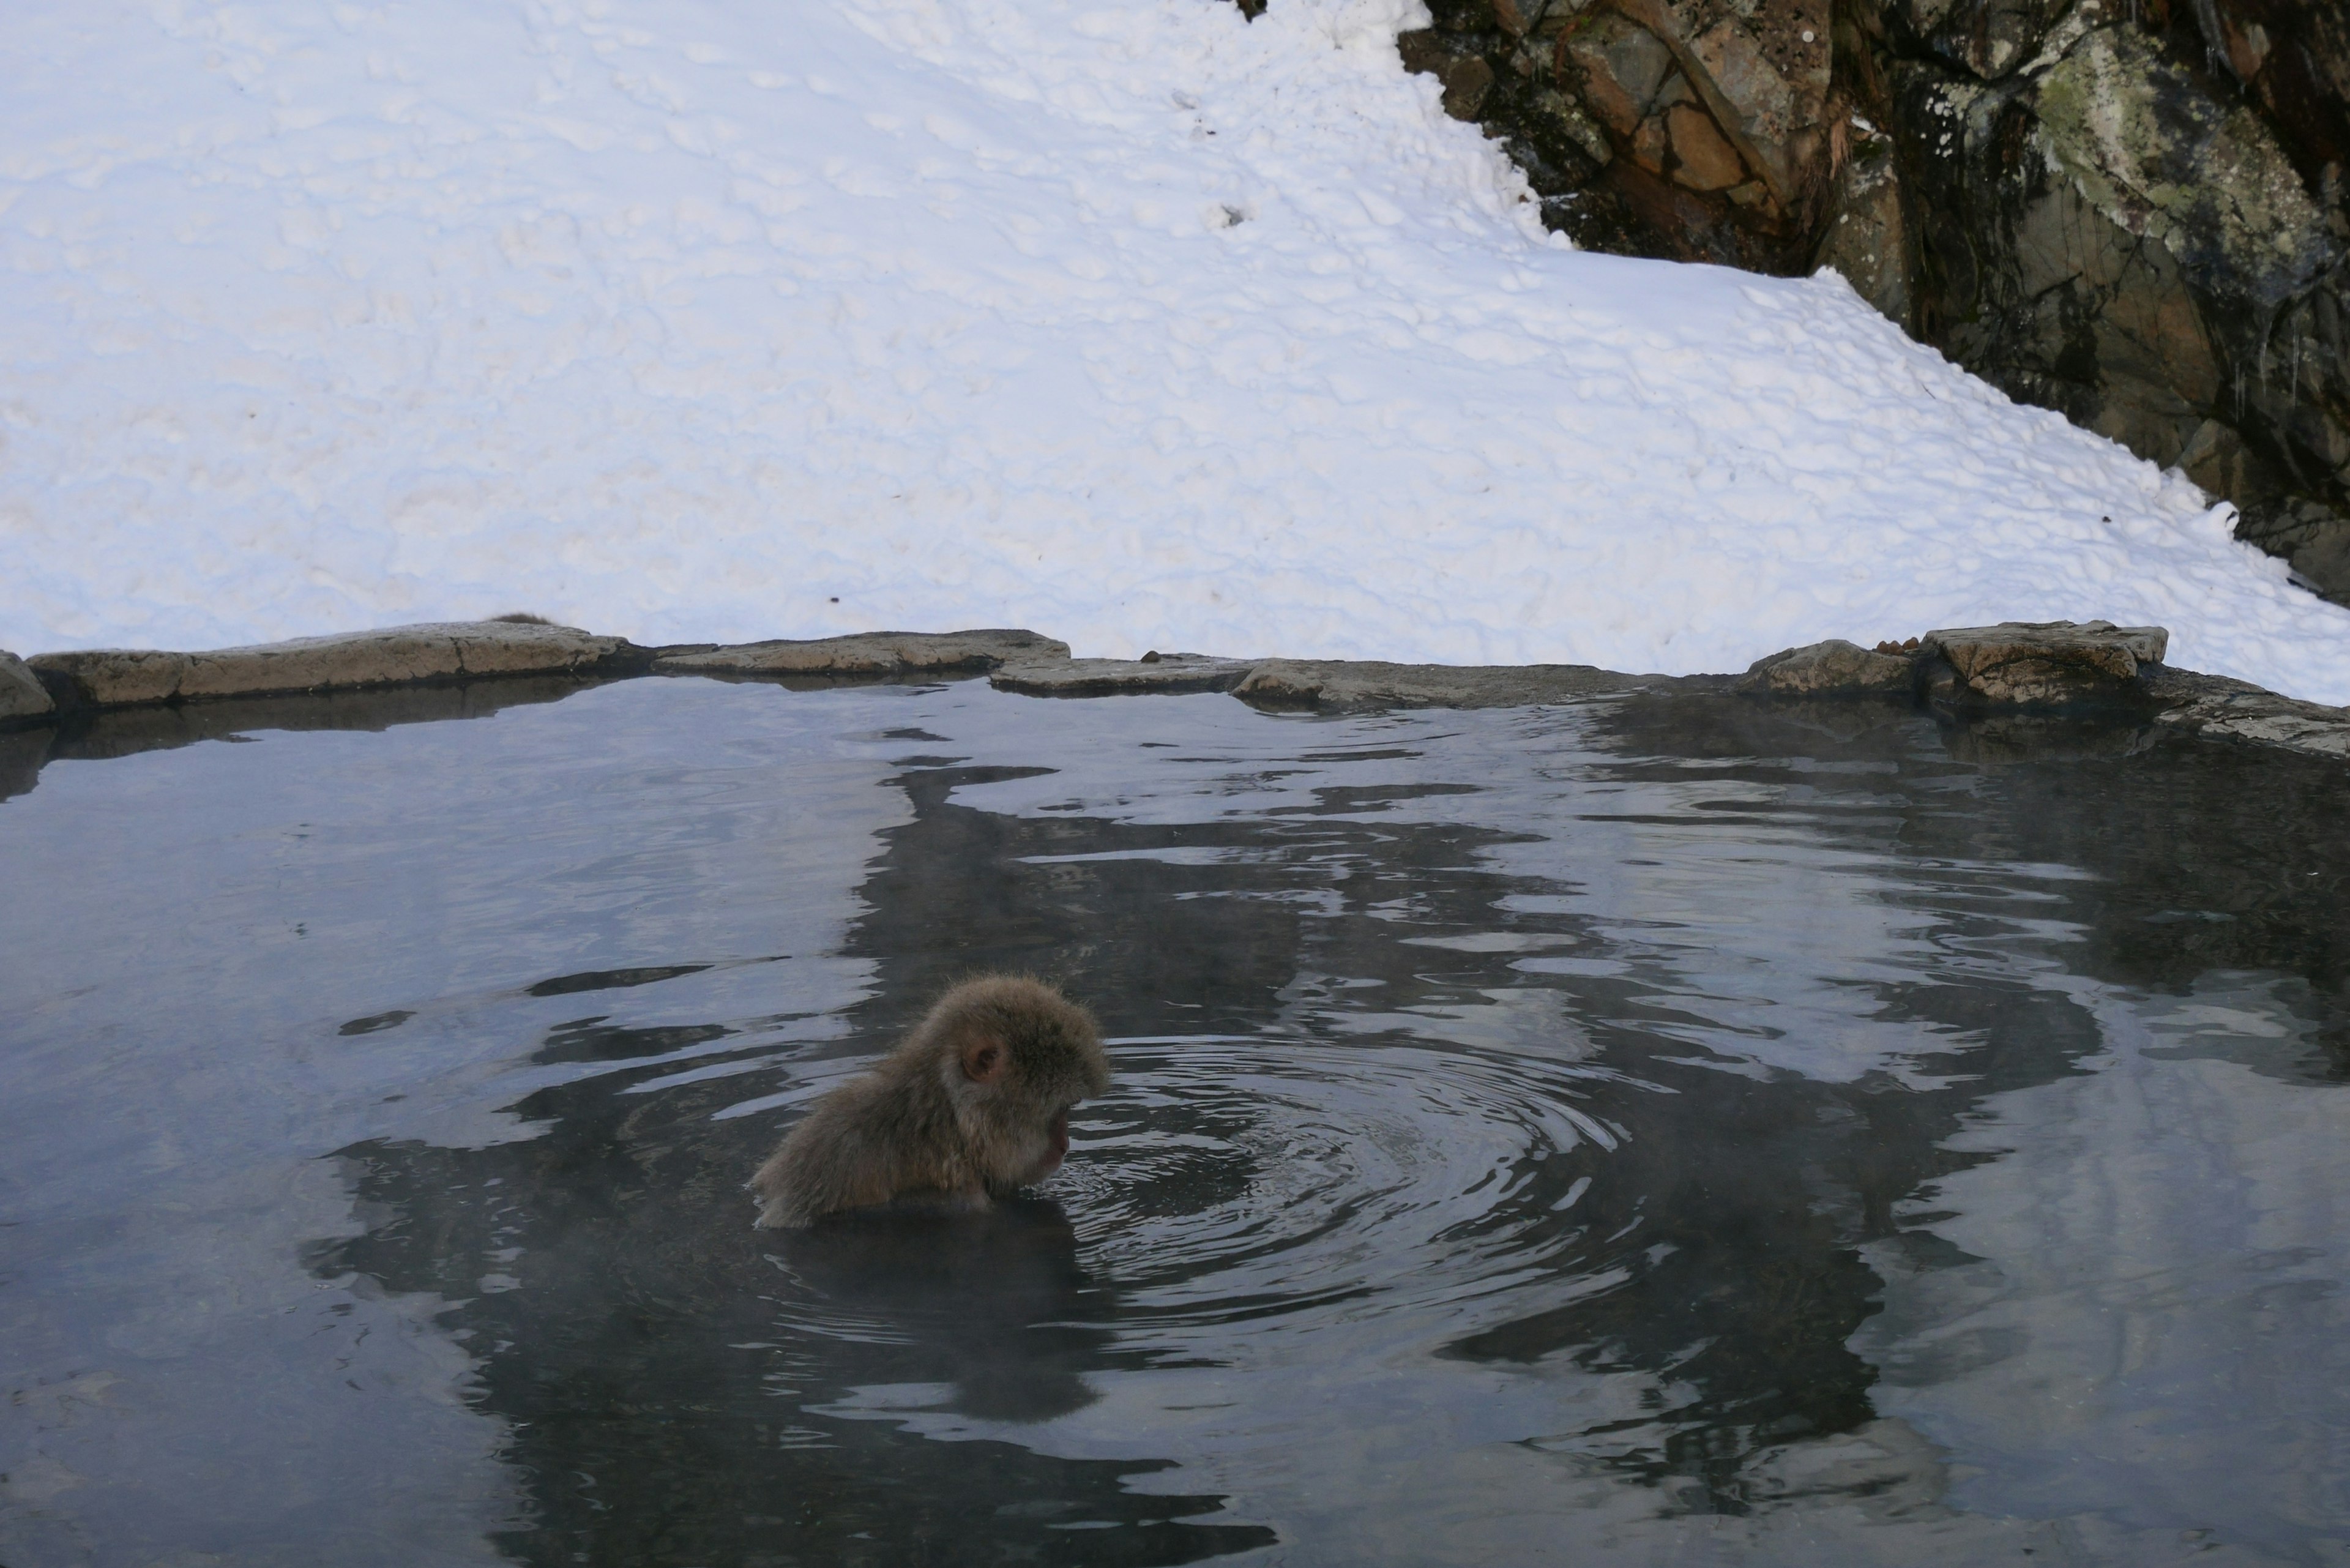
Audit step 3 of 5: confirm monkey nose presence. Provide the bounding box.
[1048,1109,1071,1163]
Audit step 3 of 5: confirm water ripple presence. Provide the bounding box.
[1052,1036,1654,1336]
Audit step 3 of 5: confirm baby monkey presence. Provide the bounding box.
[752,975,1110,1228]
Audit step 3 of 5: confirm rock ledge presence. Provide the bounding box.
[991,655,1255,697]
[654,630,1067,678]
[28,622,628,711]
[1233,660,1658,712]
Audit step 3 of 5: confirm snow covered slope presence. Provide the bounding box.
[6,0,2349,701]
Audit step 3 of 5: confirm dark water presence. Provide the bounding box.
[4,677,2349,1567]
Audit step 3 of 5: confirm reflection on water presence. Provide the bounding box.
[3,678,2349,1566]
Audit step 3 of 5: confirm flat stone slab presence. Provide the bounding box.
[1919,620,2168,707]
[1233,660,1655,712]
[991,655,1256,696]
[28,621,625,709]
[2146,668,2350,760]
[12,615,2345,770]
[654,630,1067,678]
[1739,639,1914,696]
[0,651,54,724]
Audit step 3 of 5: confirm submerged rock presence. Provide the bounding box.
[1,651,56,724]
[1740,639,1915,695]
[1919,619,2168,706]
[654,630,1067,678]
[28,622,626,710]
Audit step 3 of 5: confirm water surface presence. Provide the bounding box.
[3,677,2348,1566]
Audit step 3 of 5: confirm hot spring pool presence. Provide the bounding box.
[3,675,2348,1566]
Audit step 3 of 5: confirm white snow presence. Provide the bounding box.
[5,0,2349,702]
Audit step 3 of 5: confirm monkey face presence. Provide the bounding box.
[997,1105,1073,1189]
[1033,1108,1073,1181]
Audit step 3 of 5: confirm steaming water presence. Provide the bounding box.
[4,677,2349,1567]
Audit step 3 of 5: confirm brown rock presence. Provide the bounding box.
[1560,13,1675,138]
[654,630,1069,678]
[1395,28,1447,77]
[1630,113,1671,174]
[1666,103,1745,190]
[1608,0,1832,205]
[1919,620,2169,707]
[1489,0,1553,39]
[1441,56,1494,121]
[1739,639,1914,696]
[1,650,56,724]
[28,648,190,707]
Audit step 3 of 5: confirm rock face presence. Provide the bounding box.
[28,622,627,709]
[653,630,1068,677]
[1919,619,2168,705]
[1397,0,2350,605]
[1,651,56,724]
[1740,638,1915,694]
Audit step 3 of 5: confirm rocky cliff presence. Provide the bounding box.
[1393,0,2350,603]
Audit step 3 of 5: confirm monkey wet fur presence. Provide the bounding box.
[752,976,1110,1228]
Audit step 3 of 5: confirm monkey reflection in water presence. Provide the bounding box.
[752,976,1114,1421]
[778,1198,1110,1422]
[751,974,1110,1227]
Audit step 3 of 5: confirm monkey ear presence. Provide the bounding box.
[960,1035,1007,1085]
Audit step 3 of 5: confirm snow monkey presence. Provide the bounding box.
[752,975,1110,1228]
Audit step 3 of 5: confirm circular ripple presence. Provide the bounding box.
[1050,1036,1639,1334]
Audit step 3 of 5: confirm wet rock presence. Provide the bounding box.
[1892,17,2350,555]
[1442,54,1496,119]
[29,622,626,710]
[1233,659,1658,712]
[2237,495,2350,608]
[1918,619,2168,707]
[1740,639,1915,696]
[1814,119,1912,326]
[1890,0,2068,80]
[2035,28,2337,317]
[1,651,56,725]
[2146,665,2350,760]
[991,656,1256,698]
[654,630,1069,678]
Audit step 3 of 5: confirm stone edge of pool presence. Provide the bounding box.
[1,619,2344,764]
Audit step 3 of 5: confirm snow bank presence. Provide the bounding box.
[5,0,2348,702]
